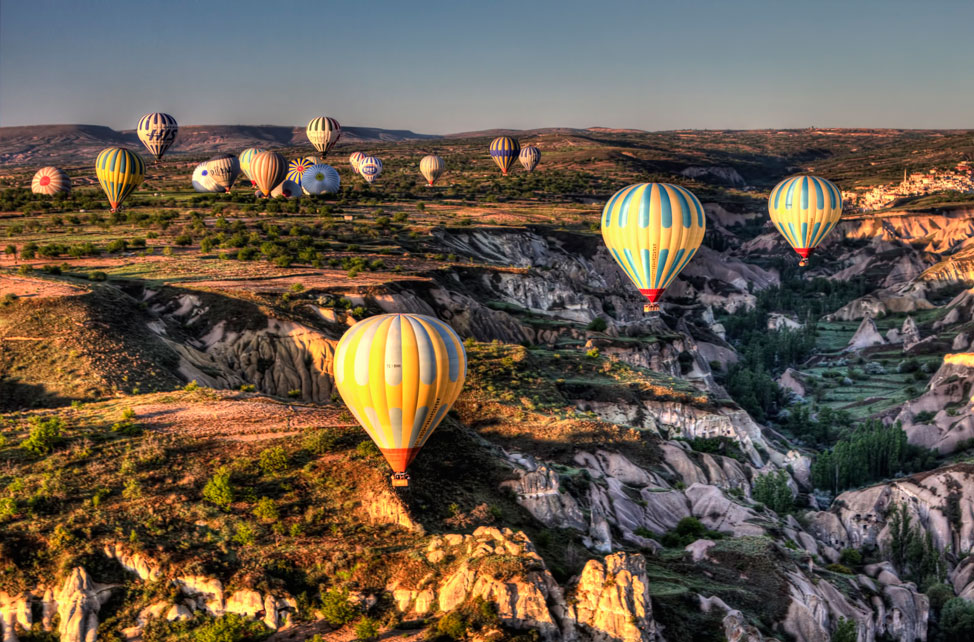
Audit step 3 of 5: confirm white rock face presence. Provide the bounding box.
[846,316,887,351]
[55,567,112,642]
[501,463,587,530]
[895,354,974,454]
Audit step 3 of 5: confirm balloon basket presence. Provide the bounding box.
[643,303,660,314]
[391,473,410,488]
[798,258,808,267]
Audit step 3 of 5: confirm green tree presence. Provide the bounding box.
[202,467,234,509]
[752,469,793,514]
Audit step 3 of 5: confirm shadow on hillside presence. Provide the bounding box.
[0,378,74,410]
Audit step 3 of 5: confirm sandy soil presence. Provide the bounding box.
[0,274,85,298]
[133,395,355,441]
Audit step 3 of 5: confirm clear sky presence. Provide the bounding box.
[2,0,973,133]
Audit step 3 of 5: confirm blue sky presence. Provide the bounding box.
[2,0,973,133]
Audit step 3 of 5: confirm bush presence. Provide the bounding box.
[586,317,608,332]
[436,612,467,640]
[926,582,955,615]
[258,446,288,475]
[831,617,857,642]
[191,614,269,642]
[825,563,854,575]
[354,617,379,641]
[838,548,862,567]
[21,416,64,456]
[89,271,108,282]
[253,497,279,523]
[202,467,234,509]
[940,598,974,640]
[303,429,340,454]
[320,588,358,626]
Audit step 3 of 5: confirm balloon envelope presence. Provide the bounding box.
[519,146,540,172]
[206,154,240,192]
[359,156,382,184]
[137,113,178,160]
[306,116,341,155]
[768,175,842,266]
[349,152,366,171]
[95,147,145,212]
[334,313,467,477]
[489,137,520,175]
[600,183,706,312]
[301,164,340,195]
[192,163,221,192]
[271,179,302,199]
[419,155,445,186]
[287,156,320,185]
[251,151,286,196]
[239,147,264,186]
[31,167,70,196]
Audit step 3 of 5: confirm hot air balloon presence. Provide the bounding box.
[95,147,145,213]
[240,147,264,186]
[302,164,341,195]
[206,154,240,193]
[271,180,302,199]
[136,113,178,160]
[334,313,467,487]
[359,156,382,184]
[306,116,341,156]
[519,146,540,172]
[601,183,707,313]
[250,151,286,197]
[419,155,445,186]
[349,152,366,172]
[768,175,842,267]
[489,137,520,175]
[191,163,221,193]
[286,157,319,186]
[31,167,70,196]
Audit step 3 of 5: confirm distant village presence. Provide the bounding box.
[842,161,974,211]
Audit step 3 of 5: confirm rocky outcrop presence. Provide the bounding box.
[55,568,112,642]
[362,489,423,533]
[894,354,974,454]
[846,316,887,351]
[501,460,587,530]
[570,553,662,642]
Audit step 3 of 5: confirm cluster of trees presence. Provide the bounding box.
[810,420,937,495]
[779,404,854,449]
[718,276,874,422]
[752,469,793,513]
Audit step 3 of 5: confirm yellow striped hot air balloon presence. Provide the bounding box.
[31,167,70,196]
[250,151,286,197]
[601,183,707,313]
[768,175,843,266]
[489,136,520,175]
[306,116,341,155]
[419,155,445,186]
[349,152,366,172]
[334,313,467,487]
[239,147,264,186]
[136,113,178,160]
[95,147,145,213]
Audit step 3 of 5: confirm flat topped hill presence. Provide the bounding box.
[0,123,438,166]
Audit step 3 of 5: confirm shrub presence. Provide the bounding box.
[190,614,269,642]
[839,548,862,567]
[831,617,857,642]
[184,380,199,391]
[825,563,854,575]
[586,317,608,332]
[89,271,108,281]
[320,588,358,626]
[21,416,64,456]
[258,446,288,475]
[354,617,379,641]
[926,582,955,614]
[436,612,467,640]
[240,384,256,392]
[303,429,340,454]
[253,497,279,523]
[585,348,599,359]
[940,598,974,640]
[202,467,234,509]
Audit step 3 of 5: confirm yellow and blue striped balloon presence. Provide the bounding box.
[286,157,319,185]
[601,183,707,312]
[489,137,520,175]
[137,113,178,160]
[768,175,842,266]
[95,147,145,212]
[519,146,541,172]
[239,147,264,186]
[334,313,467,485]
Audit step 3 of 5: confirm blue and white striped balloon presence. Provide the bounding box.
[302,164,341,195]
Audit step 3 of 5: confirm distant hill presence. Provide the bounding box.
[443,126,647,139]
[0,124,438,167]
